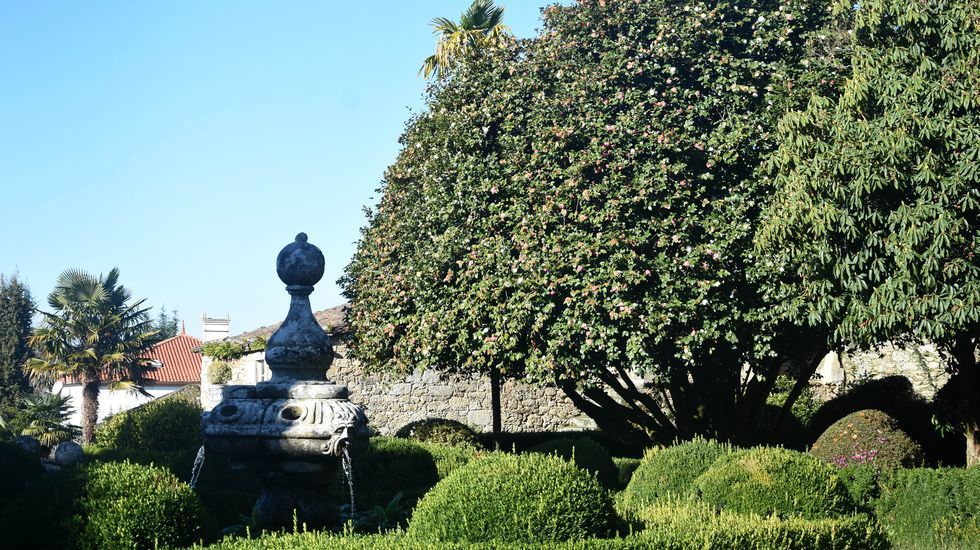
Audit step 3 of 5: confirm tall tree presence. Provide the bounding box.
[419,0,510,79]
[153,306,180,340]
[0,274,34,408]
[345,0,845,445]
[757,0,980,464]
[25,268,158,443]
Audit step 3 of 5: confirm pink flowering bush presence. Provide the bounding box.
[811,409,923,470]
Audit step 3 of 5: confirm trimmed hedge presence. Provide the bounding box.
[95,397,202,452]
[417,441,481,479]
[354,437,439,510]
[694,447,856,519]
[395,418,482,447]
[0,441,44,499]
[620,438,733,513]
[0,468,83,550]
[811,409,922,469]
[875,467,980,549]
[79,460,208,549]
[207,361,232,385]
[612,457,641,489]
[634,500,889,550]
[409,452,616,543]
[529,437,618,488]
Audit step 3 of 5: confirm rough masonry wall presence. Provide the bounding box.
[816,343,951,400]
[327,340,594,435]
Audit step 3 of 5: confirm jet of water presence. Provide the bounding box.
[341,446,356,521]
[189,445,206,490]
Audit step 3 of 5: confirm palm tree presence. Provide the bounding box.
[15,391,81,451]
[420,0,511,79]
[25,268,158,443]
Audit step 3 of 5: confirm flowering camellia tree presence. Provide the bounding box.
[344,0,846,445]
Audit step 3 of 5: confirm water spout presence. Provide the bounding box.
[341,445,356,521]
[189,445,206,490]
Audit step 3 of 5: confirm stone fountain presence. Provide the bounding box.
[202,233,369,530]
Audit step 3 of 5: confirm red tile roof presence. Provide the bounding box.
[61,333,202,386]
[145,333,202,384]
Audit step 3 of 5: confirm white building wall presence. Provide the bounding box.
[51,382,185,427]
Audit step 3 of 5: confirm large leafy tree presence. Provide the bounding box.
[419,0,510,79]
[0,274,34,408]
[26,268,158,443]
[757,0,980,464]
[345,0,845,445]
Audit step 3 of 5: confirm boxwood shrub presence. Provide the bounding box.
[694,447,856,519]
[875,467,979,549]
[95,397,202,452]
[529,437,618,488]
[394,418,482,448]
[79,460,208,550]
[416,441,481,479]
[811,409,923,469]
[354,437,439,510]
[620,438,733,513]
[634,500,888,550]
[612,457,642,489]
[408,452,616,543]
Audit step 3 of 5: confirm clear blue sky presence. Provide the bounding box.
[0,1,562,338]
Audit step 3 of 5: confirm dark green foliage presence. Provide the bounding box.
[694,447,856,519]
[836,464,881,513]
[811,409,923,469]
[94,396,202,452]
[612,457,641,489]
[0,275,34,408]
[14,391,81,450]
[78,460,208,550]
[0,441,43,499]
[620,438,733,513]
[0,468,84,550]
[875,467,980,549]
[354,437,439,510]
[395,418,482,447]
[756,0,980,465]
[153,306,180,340]
[634,501,888,550]
[344,0,846,446]
[529,437,619,489]
[761,376,823,449]
[409,452,615,543]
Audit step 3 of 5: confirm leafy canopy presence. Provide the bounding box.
[345,0,845,444]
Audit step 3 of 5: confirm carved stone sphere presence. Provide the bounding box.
[277,233,325,287]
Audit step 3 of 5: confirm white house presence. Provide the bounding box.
[52,330,203,427]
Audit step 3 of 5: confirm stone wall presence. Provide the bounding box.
[815,343,950,399]
[327,339,594,435]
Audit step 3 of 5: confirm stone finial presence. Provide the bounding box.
[277,233,326,292]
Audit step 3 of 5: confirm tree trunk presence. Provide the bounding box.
[490,366,502,444]
[952,334,979,466]
[81,378,100,444]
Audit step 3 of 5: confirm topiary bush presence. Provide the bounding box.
[354,437,439,510]
[394,418,481,448]
[613,457,642,489]
[0,441,44,500]
[408,452,615,543]
[875,467,980,549]
[95,396,202,452]
[811,409,923,469]
[416,441,481,480]
[79,460,208,550]
[0,468,83,550]
[207,361,232,385]
[694,447,856,519]
[620,438,733,513]
[528,437,619,488]
[635,500,889,550]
